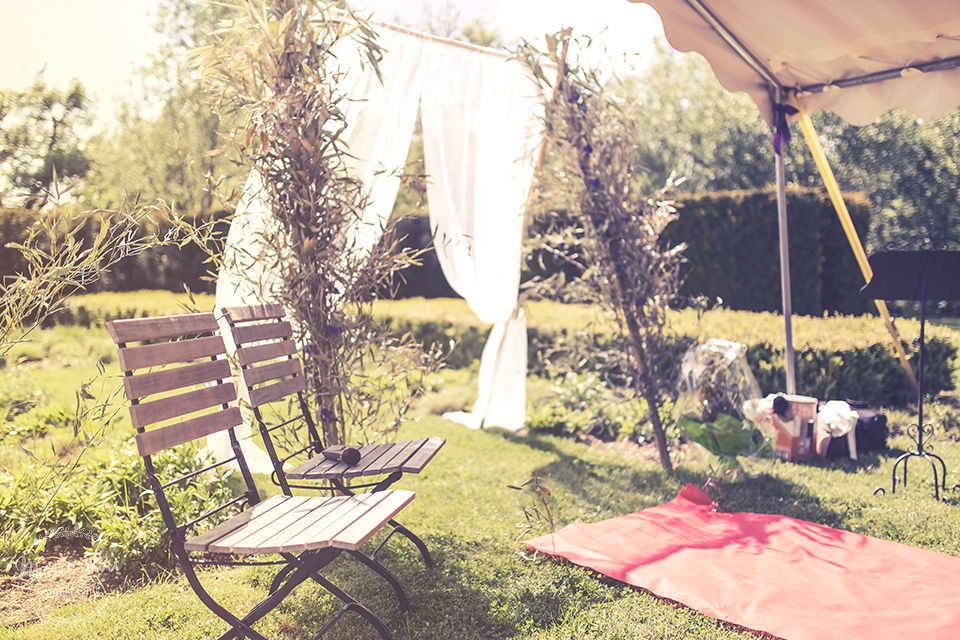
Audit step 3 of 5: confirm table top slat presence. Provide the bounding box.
[362,438,426,476]
[339,443,395,479]
[285,438,445,481]
[401,437,446,473]
[285,451,333,478]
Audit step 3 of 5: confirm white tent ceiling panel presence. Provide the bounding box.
[632,0,960,125]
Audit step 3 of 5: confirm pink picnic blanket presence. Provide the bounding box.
[524,484,960,639]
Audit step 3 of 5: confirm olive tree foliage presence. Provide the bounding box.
[0,199,186,572]
[81,0,240,212]
[185,0,436,447]
[0,76,92,210]
[518,32,687,471]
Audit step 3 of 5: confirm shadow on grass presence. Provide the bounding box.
[282,533,602,640]
[723,472,852,529]
[500,432,684,513]
[503,430,857,531]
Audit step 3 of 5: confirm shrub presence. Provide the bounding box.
[52,290,216,328]
[663,188,874,316]
[0,207,229,295]
[89,440,237,575]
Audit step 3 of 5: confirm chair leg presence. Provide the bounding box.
[308,572,393,640]
[347,549,410,612]
[373,519,434,568]
[269,563,299,595]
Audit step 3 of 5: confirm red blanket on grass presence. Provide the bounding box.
[524,485,960,640]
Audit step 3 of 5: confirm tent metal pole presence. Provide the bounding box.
[776,127,797,395]
[682,0,794,392]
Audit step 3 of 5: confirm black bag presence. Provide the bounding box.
[847,400,889,452]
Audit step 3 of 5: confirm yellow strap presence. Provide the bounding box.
[791,94,918,393]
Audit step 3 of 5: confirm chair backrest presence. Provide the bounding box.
[107,312,260,527]
[221,304,323,489]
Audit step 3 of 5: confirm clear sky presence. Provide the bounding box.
[0,0,663,126]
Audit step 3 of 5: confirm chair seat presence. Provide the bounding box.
[286,437,445,481]
[185,490,415,555]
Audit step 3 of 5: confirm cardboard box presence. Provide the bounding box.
[770,395,818,462]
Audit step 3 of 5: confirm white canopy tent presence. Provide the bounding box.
[212,22,546,471]
[629,0,960,393]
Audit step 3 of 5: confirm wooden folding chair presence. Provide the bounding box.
[107,312,414,640]
[221,304,444,568]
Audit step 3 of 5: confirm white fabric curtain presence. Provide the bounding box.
[419,41,544,431]
[210,31,427,471]
[212,25,546,462]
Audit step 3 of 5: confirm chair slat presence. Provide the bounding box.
[285,451,334,479]
[401,437,446,473]
[117,336,226,372]
[249,377,308,409]
[108,313,219,344]
[222,304,285,324]
[130,382,236,430]
[194,496,315,554]
[124,360,232,401]
[136,406,242,456]
[236,340,298,367]
[342,443,401,479]
[225,496,351,554]
[243,358,302,387]
[232,321,293,347]
[333,490,416,550]
[183,494,290,552]
[281,493,392,553]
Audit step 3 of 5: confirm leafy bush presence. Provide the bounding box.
[0,207,229,295]
[0,375,45,421]
[89,440,237,574]
[2,404,73,440]
[0,435,237,575]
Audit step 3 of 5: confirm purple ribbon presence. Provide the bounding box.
[773,103,799,156]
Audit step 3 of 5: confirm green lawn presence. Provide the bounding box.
[7,406,960,639]
[4,298,960,639]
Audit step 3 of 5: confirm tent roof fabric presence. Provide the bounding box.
[524,484,960,640]
[632,0,960,125]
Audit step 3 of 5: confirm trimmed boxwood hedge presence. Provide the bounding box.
[665,188,874,316]
[376,300,954,410]
[0,208,228,294]
[55,293,958,409]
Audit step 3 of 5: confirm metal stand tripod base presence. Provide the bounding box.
[890,449,949,500]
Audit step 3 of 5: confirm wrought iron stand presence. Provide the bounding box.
[860,240,960,500]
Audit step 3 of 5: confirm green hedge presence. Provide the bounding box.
[55,291,216,327]
[0,208,228,294]
[378,300,955,409]
[54,294,958,410]
[664,188,874,316]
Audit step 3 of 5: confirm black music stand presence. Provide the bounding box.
[860,249,960,500]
